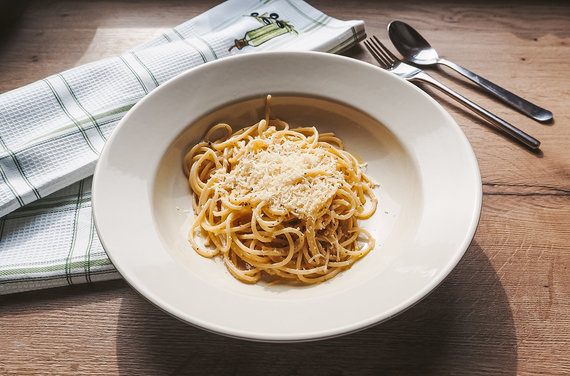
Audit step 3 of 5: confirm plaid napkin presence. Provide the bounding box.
[0,0,365,294]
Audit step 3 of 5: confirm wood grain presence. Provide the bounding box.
[0,0,569,375]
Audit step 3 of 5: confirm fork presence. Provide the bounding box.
[364,36,540,150]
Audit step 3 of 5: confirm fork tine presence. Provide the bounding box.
[372,35,399,62]
[363,39,390,68]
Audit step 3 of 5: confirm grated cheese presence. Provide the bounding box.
[213,128,343,219]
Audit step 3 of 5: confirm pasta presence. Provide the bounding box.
[183,96,377,284]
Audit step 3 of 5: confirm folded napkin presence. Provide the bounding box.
[0,0,365,294]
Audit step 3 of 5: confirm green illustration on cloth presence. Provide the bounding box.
[229,12,298,51]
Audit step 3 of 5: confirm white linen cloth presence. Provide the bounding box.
[0,0,365,294]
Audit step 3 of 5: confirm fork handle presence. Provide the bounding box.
[413,71,540,149]
[438,58,553,123]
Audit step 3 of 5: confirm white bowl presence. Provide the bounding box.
[92,51,482,342]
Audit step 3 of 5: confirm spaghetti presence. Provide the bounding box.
[183,97,377,284]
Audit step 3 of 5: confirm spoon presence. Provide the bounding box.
[388,20,553,122]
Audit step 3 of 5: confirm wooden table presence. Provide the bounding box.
[0,1,568,374]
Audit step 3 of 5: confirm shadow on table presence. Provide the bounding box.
[115,242,517,375]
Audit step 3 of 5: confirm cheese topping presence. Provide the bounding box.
[212,127,343,219]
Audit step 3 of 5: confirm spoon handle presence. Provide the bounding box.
[413,71,540,149]
[437,58,553,123]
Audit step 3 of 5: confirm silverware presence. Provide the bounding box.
[363,36,541,150]
[387,20,553,123]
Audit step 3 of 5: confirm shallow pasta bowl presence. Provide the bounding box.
[92,51,482,342]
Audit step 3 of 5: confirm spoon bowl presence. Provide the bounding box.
[388,20,440,65]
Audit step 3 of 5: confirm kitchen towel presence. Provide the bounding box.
[0,0,365,294]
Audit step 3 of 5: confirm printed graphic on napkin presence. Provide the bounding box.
[228,12,298,51]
